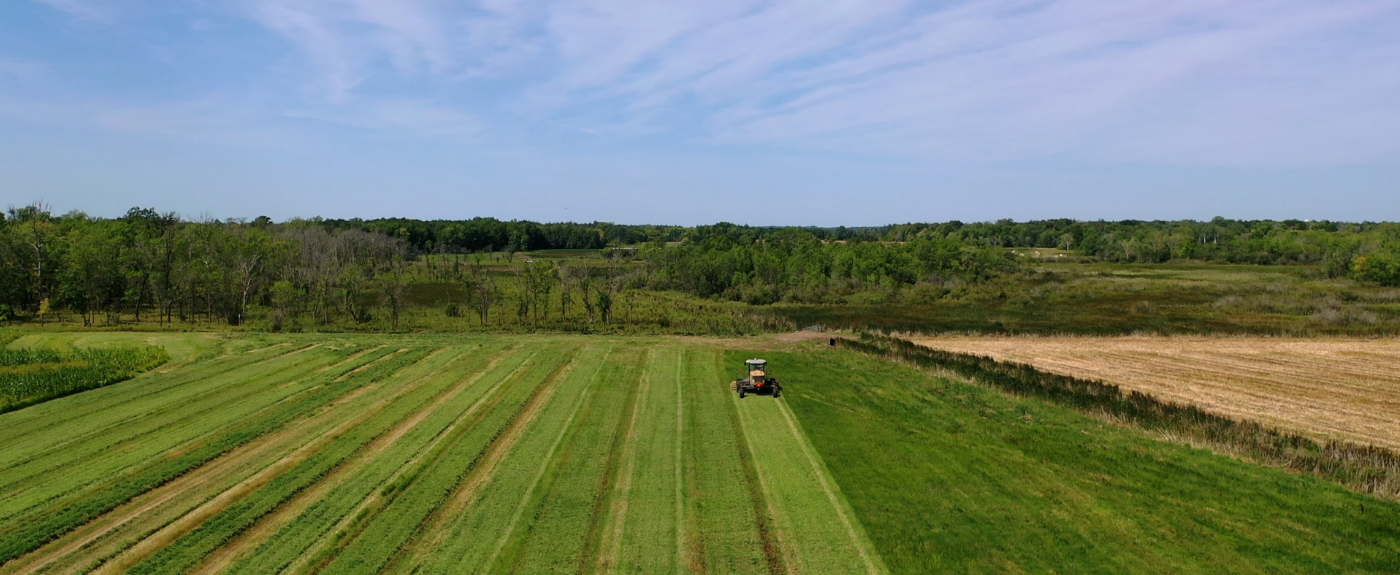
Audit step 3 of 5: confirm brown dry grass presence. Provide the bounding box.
[913,335,1400,450]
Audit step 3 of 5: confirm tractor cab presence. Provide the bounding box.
[733,358,781,398]
[746,359,768,383]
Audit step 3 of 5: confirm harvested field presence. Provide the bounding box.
[913,336,1400,449]
[0,333,880,575]
[4,332,1399,574]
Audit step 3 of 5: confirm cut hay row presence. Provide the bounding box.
[193,342,515,575]
[400,346,612,574]
[376,347,582,574]
[0,344,422,566]
[233,344,541,575]
[385,345,578,573]
[692,347,777,575]
[100,346,478,575]
[732,377,884,574]
[315,347,575,575]
[601,347,678,573]
[0,343,348,504]
[486,348,641,574]
[0,345,380,520]
[0,342,335,476]
[0,334,882,575]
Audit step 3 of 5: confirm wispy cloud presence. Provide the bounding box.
[10,0,1400,166]
[31,0,108,20]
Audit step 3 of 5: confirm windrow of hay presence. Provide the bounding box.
[843,334,1400,501]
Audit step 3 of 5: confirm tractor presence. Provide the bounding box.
[732,358,782,398]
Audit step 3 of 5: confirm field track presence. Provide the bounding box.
[913,336,1400,449]
[0,334,882,575]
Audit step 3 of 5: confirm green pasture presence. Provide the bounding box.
[0,332,1395,574]
[769,345,1400,574]
[0,333,876,575]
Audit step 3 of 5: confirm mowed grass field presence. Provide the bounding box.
[773,347,1400,574]
[0,333,882,575]
[2,332,1398,574]
[913,336,1400,449]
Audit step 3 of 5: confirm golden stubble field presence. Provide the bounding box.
[912,336,1400,450]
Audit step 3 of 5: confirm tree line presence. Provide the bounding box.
[641,229,1020,304]
[4,204,1400,326]
[0,205,413,327]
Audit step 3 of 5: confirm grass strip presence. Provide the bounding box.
[844,334,1400,500]
[0,345,427,564]
[779,345,1400,573]
[491,348,641,574]
[402,346,611,575]
[684,347,773,575]
[115,346,480,575]
[195,342,514,575]
[316,346,576,574]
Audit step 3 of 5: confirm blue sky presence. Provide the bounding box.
[1,0,1397,225]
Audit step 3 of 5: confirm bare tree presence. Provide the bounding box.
[464,255,497,326]
[558,262,573,320]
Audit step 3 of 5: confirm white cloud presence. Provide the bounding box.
[13,0,1400,166]
[285,99,482,140]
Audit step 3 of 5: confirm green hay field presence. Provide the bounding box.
[0,332,1396,574]
[0,333,881,575]
[770,346,1400,574]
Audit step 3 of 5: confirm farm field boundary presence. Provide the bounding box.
[911,335,1400,449]
[773,344,1400,573]
[846,334,1400,501]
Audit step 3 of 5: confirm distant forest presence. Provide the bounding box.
[1,203,1398,326]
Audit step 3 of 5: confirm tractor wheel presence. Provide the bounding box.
[773,388,781,398]
[739,389,746,398]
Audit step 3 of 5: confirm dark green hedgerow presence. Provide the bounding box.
[842,333,1400,501]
